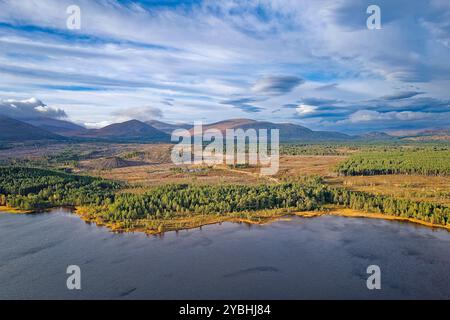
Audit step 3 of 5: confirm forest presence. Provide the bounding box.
[100,180,449,226]
[1,166,449,228]
[0,167,120,210]
[280,144,345,156]
[100,180,329,221]
[335,148,450,176]
[330,188,450,226]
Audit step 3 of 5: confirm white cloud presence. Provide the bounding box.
[296,104,318,115]
[349,110,434,123]
[0,97,67,119]
[112,105,163,122]
[84,121,113,129]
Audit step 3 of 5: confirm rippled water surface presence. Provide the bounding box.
[1,209,450,299]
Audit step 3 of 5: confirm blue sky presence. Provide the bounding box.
[0,0,449,134]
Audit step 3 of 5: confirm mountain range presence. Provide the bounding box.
[1,114,448,143]
[192,119,351,141]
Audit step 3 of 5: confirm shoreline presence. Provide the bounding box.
[0,205,33,214]
[294,208,450,231]
[74,206,289,235]
[2,205,449,233]
[74,206,450,234]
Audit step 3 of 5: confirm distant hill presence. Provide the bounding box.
[402,128,450,142]
[190,119,353,142]
[78,120,170,142]
[23,117,87,135]
[359,132,395,140]
[0,115,64,142]
[193,119,258,133]
[146,120,192,134]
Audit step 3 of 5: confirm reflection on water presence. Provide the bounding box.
[0,208,450,299]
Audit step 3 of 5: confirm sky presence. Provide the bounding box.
[0,0,449,134]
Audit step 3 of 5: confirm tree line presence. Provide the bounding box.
[336,149,450,176]
[0,167,119,210]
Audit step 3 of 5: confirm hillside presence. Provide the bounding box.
[0,115,63,142]
[359,132,395,140]
[23,117,87,135]
[402,128,450,142]
[146,120,192,134]
[78,120,170,142]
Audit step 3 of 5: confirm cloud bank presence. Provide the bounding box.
[0,97,67,119]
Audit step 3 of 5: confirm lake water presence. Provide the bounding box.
[0,208,450,299]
